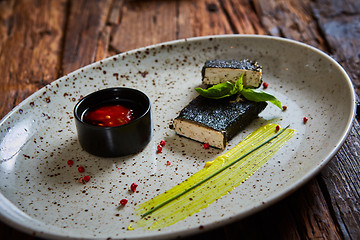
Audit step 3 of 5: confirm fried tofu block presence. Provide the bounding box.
[173,95,267,149]
[201,59,263,88]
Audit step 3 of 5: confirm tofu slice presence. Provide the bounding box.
[173,95,267,149]
[173,119,226,149]
[201,59,263,88]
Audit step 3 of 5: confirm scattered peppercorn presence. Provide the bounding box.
[282,105,287,111]
[67,160,74,166]
[130,183,138,192]
[303,117,308,124]
[166,161,171,165]
[84,176,90,182]
[204,143,210,149]
[157,144,163,153]
[120,199,128,206]
[263,82,269,88]
[276,125,280,132]
[160,140,166,146]
[78,177,84,183]
[78,166,85,173]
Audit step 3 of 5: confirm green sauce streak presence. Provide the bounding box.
[133,123,296,230]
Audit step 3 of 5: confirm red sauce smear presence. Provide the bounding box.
[84,104,134,127]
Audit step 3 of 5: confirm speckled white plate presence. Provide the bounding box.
[0,35,356,239]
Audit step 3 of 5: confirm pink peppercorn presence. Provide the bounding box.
[160,140,166,146]
[204,143,210,149]
[84,176,90,182]
[157,144,163,153]
[282,105,287,111]
[166,161,171,165]
[263,82,269,88]
[67,160,74,166]
[303,117,308,124]
[78,166,85,173]
[276,125,280,132]
[130,183,138,192]
[120,199,128,206]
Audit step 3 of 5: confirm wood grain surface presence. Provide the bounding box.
[0,0,359,239]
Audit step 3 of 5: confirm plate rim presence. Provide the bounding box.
[0,34,356,240]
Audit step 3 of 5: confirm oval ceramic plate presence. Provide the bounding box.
[0,35,356,239]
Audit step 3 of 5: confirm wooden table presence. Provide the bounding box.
[1,0,359,239]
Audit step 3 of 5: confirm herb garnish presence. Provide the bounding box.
[195,75,282,109]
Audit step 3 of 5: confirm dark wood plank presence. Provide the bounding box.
[320,120,360,239]
[0,0,67,119]
[177,0,234,38]
[312,0,360,97]
[253,0,326,50]
[0,0,15,47]
[310,1,360,239]
[95,25,112,62]
[107,0,124,26]
[220,0,266,34]
[61,0,112,74]
[223,194,302,240]
[110,0,177,53]
[186,0,232,37]
[0,220,37,240]
[292,178,342,239]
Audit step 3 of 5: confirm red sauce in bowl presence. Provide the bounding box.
[84,104,134,127]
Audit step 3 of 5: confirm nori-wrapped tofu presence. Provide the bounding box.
[202,59,263,88]
[173,95,267,149]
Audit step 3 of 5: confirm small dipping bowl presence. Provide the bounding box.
[74,87,152,157]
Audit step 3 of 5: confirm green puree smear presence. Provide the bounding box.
[132,123,296,230]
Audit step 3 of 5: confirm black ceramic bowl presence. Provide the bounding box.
[74,87,152,157]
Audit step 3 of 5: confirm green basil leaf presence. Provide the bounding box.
[235,74,244,92]
[195,82,237,99]
[241,88,282,109]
